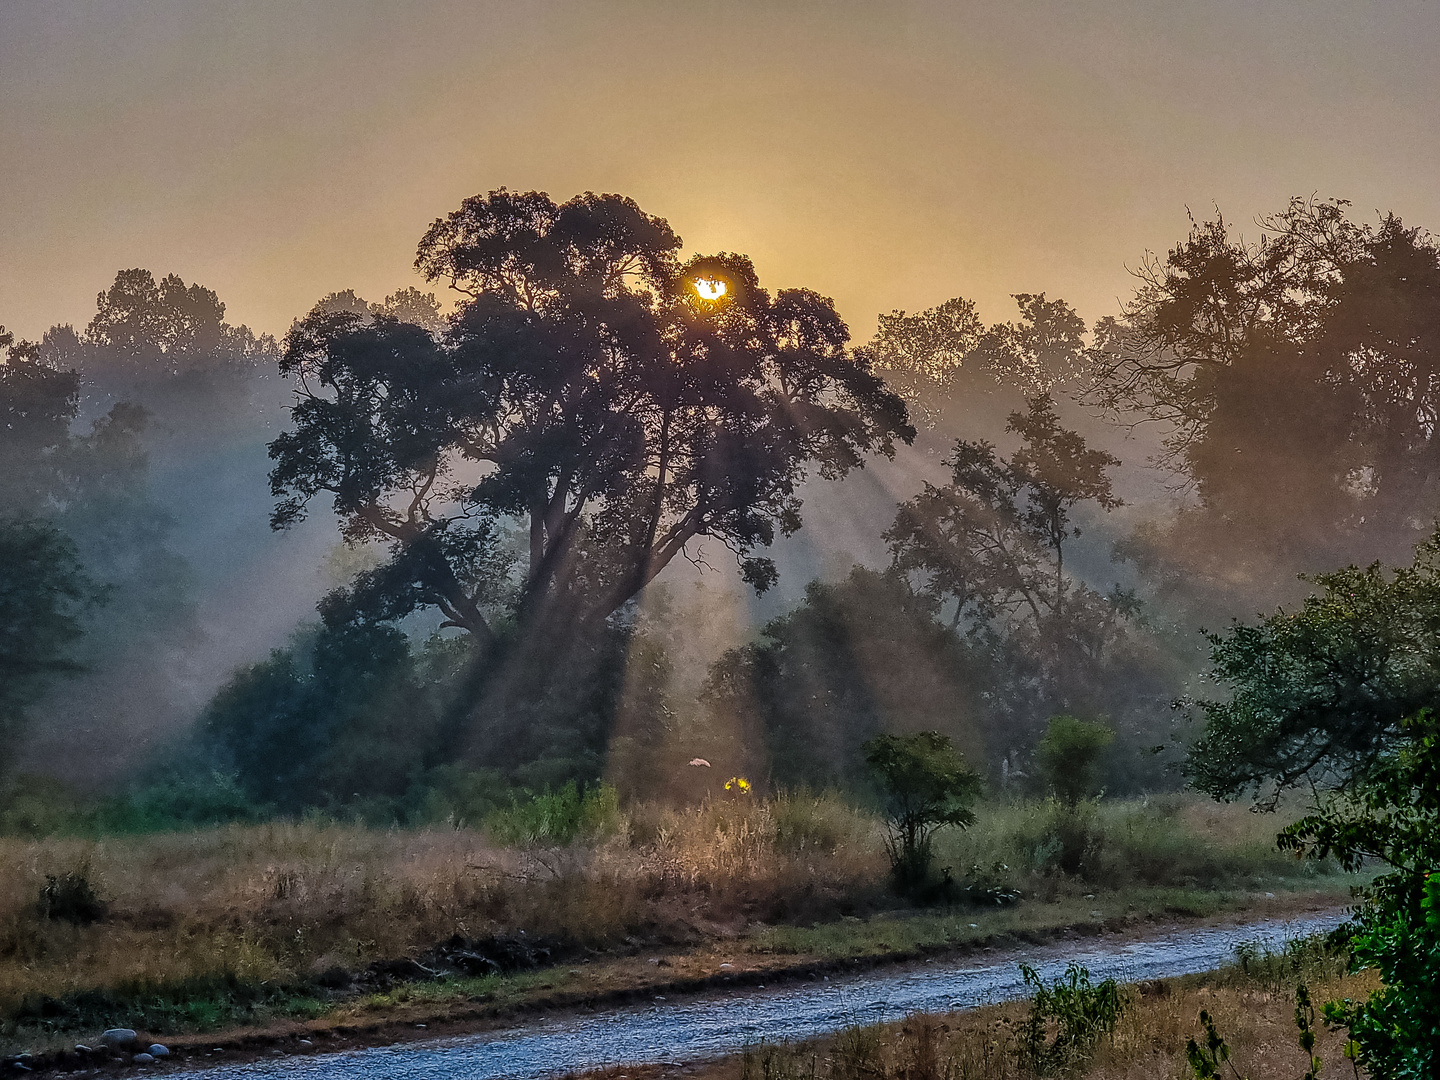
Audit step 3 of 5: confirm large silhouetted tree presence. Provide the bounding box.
[270,189,914,646]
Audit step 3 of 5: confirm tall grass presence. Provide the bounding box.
[0,792,882,1020]
[934,794,1328,899]
[0,792,1342,1044]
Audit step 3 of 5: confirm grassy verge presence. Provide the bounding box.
[639,936,1376,1080]
[0,793,1359,1057]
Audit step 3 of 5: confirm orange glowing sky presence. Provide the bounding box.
[4,1,1439,342]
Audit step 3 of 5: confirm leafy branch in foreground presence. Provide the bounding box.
[1278,709,1440,1079]
[1185,985,1331,1080]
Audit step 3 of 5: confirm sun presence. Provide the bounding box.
[693,277,728,301]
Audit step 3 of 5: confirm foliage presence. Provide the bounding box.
[1,305,220,785]
[270,188,913,650]
[1093,198,1440,612]
[864,731,981,895]
[481,782,623,846]
[1036,715,1114,807]
[1193,532,1440,1076]
[1016,962,1127,1075]
[0,327,83,507]
[83,268,275,378]
[1184,985,1326,1080]
[887,395,1144,745]
[861,292,1087,426]
[1275,707,1440,1079]
[704,567,988,792]
[1087,197,1364,474]
[0,517,95,763]
[1186,532,1440,801]
[198,622,437,812]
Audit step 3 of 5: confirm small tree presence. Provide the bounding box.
[863,731,981,896]
[1037,714,1114,807]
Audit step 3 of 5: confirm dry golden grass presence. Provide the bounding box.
[0,794,887,1011]
[0,791,1345,1028]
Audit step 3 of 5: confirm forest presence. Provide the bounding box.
[4,189,1440,1076]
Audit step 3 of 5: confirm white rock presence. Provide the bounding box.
[147,1045,170,1057]
[100,1030,137,1047]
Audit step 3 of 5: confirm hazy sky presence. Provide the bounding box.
[4,0,1439,342]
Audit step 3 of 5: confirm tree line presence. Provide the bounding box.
[3,191,1440,824]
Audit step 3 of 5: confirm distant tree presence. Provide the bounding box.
[864,730,981,895]
[270,189,913,647]
[1086,198,1363,471]
[0,327,82,508]
[1036,714,1114,807]
[863,293,1087,427]
[703,568,988,791]
[371,287,446,332]
[1092,198,1440,611]
[200,621,431,811]
[84,268,276,378]
[1,319,202,777]
[863,297,984,426]
[0,517,95,765]
[886,394,1135,724]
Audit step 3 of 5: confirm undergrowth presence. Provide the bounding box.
[0,794,1352,1052]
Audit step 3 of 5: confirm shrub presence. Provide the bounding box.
[37,869,108,926]
[1016,962,1127,1075]
[864,731,981,897]
[1036,715,1113,808]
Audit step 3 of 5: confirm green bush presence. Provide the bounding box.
[1036,715,1114,807]
[864,731,981,897]
[1017,962,1127,1075]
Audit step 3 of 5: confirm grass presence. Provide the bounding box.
[0,792,1357,1054]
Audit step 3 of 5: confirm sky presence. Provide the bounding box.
[3,0,1439,343]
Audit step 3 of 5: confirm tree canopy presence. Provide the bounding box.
[1090,198,1440,607]
[864,730,981,894]
[863,293,1087,427]
[82,268,276,377]
[270,189,914,644]
[0,516,95,764]
[885,395,1136,722]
